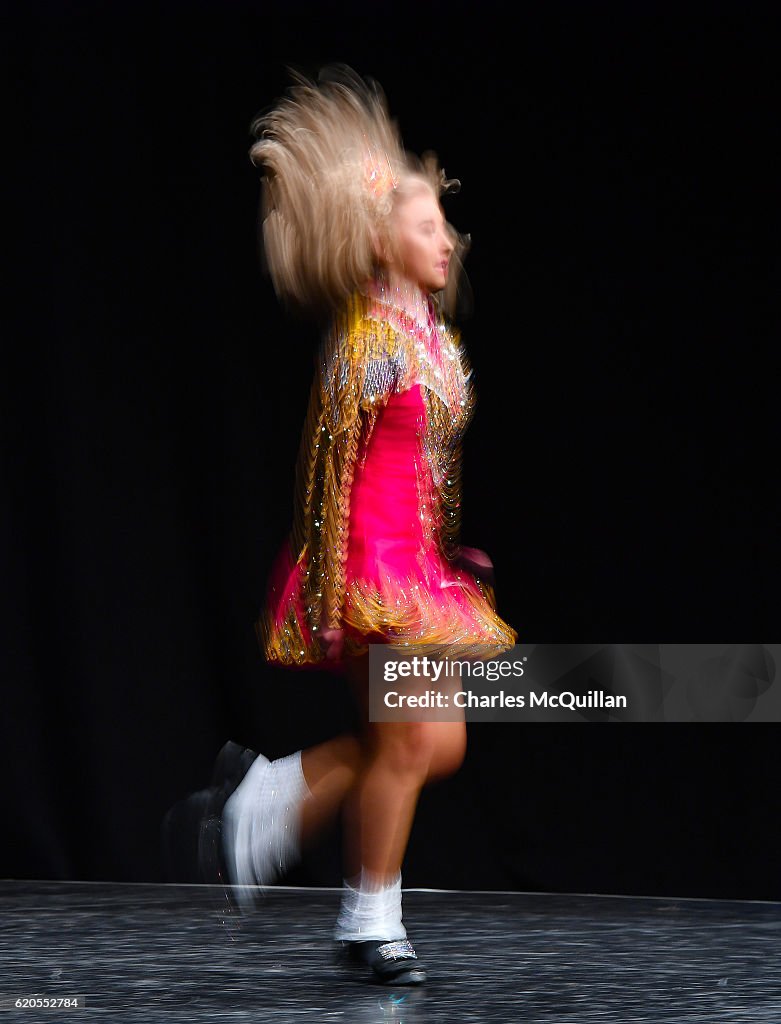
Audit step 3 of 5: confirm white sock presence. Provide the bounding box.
[224,749,312,891]
[333,868,407,942]
[250,751,311,882]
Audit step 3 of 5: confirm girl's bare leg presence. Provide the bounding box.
[290,652,465,871]
[299,736,365,845]
[341,652,466,882]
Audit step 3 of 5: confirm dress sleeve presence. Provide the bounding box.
[436,438,466,562]
[429,324,475,565]
[274,294,402,652]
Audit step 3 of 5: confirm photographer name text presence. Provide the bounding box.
[383,689,627,710]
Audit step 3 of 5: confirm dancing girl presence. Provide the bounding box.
[208,65,517,986]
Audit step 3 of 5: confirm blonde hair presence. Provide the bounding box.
[248,65,469,318]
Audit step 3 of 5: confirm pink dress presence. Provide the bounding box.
[263,383,516,671]
[342,382,503,647]
[259,288,517,670]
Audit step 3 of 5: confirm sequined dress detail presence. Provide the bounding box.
[258,285,517,667]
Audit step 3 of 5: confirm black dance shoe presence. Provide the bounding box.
[341,938,427,985]
[210,740,258,790]
[197,742,259,896]
[161,741,258,892]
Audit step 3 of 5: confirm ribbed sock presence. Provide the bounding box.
[333,867,407,942]
[249,750,312,882]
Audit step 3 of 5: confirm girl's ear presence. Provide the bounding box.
[371,225,394,265]
[369,226,382,261]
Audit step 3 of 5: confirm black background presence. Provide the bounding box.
[3,1,779,898]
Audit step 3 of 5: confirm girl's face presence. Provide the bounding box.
[388,187,454,293]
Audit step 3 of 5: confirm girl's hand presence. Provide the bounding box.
[318,625,345,661]
[454,545,496,587]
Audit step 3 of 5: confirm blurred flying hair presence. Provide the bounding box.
[248,64,470,320]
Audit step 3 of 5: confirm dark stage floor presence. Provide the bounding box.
[1,880,779,1022]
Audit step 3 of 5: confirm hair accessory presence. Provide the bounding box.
[362,137,399,206]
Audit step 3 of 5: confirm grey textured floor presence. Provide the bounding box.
[1,880,779,1022]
